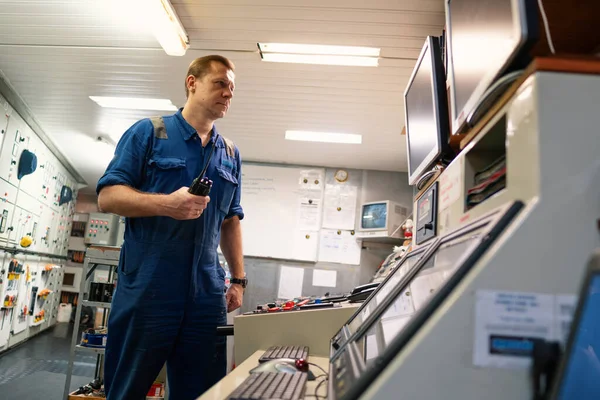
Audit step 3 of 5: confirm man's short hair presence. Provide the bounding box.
[185,55,235,98]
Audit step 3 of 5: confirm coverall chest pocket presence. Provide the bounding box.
[216,167,238,215]
[147,157,186,193]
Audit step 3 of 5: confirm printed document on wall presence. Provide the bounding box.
[318,229,361,265]
[278,266,304,300]
[312,269,337,288]
[323,184,358,230]
[297,196,322,231]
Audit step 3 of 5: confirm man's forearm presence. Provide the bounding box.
[98,185,167,218]
[220,216,244,279]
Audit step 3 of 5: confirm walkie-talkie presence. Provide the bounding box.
[188,139,217,196]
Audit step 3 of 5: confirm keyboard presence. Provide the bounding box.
[226,371,307,400]
[259,345,309,363]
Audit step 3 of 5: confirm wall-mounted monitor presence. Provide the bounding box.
[357,200,408,239]
[404,36,452,185]
[445,0,539,134]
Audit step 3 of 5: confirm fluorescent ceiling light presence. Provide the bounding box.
[261,53,378,67]
[258,43,380,67]
[258,43,380,57]
[89,96,177,111]
[147,0,190,56]
[285,130,362,144]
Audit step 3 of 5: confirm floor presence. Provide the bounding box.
[0,322,96,399]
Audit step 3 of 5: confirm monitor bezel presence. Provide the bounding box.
[445,0,539,135]
[359,200,391,231]
[329,242,437,359]
[547,249,600,399]
[336,200,524,400]
[405,35,451,185]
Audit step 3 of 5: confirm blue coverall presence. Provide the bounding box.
[96,108,244,400]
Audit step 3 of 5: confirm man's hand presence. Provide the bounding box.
[226,284,243,313]
[163,187,210,220]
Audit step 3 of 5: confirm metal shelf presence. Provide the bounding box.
[75,344,105,354]
[63,246,119,400]
[82,300,112,309]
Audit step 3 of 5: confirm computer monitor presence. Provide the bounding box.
[549,249,600,399]
[404,36,451,185]
[329,201,523,400]
[445,0,539,134]
[357,200,408,239]
[329,243,435,357]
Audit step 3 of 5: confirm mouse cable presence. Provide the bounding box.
[308,362,328,376]
[313,376,329,399]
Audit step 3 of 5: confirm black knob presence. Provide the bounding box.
[425,223,433,230]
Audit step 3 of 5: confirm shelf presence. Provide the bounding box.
[60,287,80,294]
[82,300,111,309]
[361,237,411,245]
[30,319,45,327]
[75,344,105,354]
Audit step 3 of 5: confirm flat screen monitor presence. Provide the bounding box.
[446,0,538,134]
[404,35,450,185]
[360,224,487,362]
[329,244,434,357]
[332,201,523,400]
[348,248,428,335]
[550,251,600,399]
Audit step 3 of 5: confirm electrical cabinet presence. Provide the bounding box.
[85,213,122,246]
[0,114,28,187]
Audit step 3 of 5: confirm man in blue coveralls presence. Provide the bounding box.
[96,55,245,400]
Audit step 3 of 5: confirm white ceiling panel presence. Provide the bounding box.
[0,0,444,192]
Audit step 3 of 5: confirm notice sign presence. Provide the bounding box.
[474,290,575,370]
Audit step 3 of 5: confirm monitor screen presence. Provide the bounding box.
[556,274,600,399]
[406,42,439,180]
[447,0,534,130]
[348,249,425,335]
[361,203,388,230]
[359,225,486,362]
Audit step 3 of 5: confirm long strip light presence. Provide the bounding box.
[89,96,177,111]
[258,43,380,67]
[148,0,190,56]
[285,130,363,144]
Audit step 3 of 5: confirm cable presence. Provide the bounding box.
[308,362,328,376]
[537,0,556,54]
[313,376,329,399]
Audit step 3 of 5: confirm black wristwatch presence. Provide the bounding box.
[231,277,248,288]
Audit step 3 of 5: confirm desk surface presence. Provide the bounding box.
[198,350,329,400]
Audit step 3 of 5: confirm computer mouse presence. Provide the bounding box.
[250,358,315,379]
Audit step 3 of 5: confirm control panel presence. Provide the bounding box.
[85,213,121,246]
[416,181,438,245]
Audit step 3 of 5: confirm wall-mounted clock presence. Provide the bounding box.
[334,169,349,183]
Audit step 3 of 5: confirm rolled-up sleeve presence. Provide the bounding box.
[96,119,152,195]
[225,148,244,220]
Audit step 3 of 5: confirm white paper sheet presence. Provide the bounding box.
[299,169,324,189]
[297,196,322,231]
[439,157,463,211]
[473,290,556,369]
[317,229,362,265]
[277,266,305,300]
[312,269,337,288]
[554,294,578,345]
[291,230,319,262]
[323,184,358,230]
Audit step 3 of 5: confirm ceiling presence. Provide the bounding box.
[0,0,445,193]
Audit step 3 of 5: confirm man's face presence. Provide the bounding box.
[189,62,235,120]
